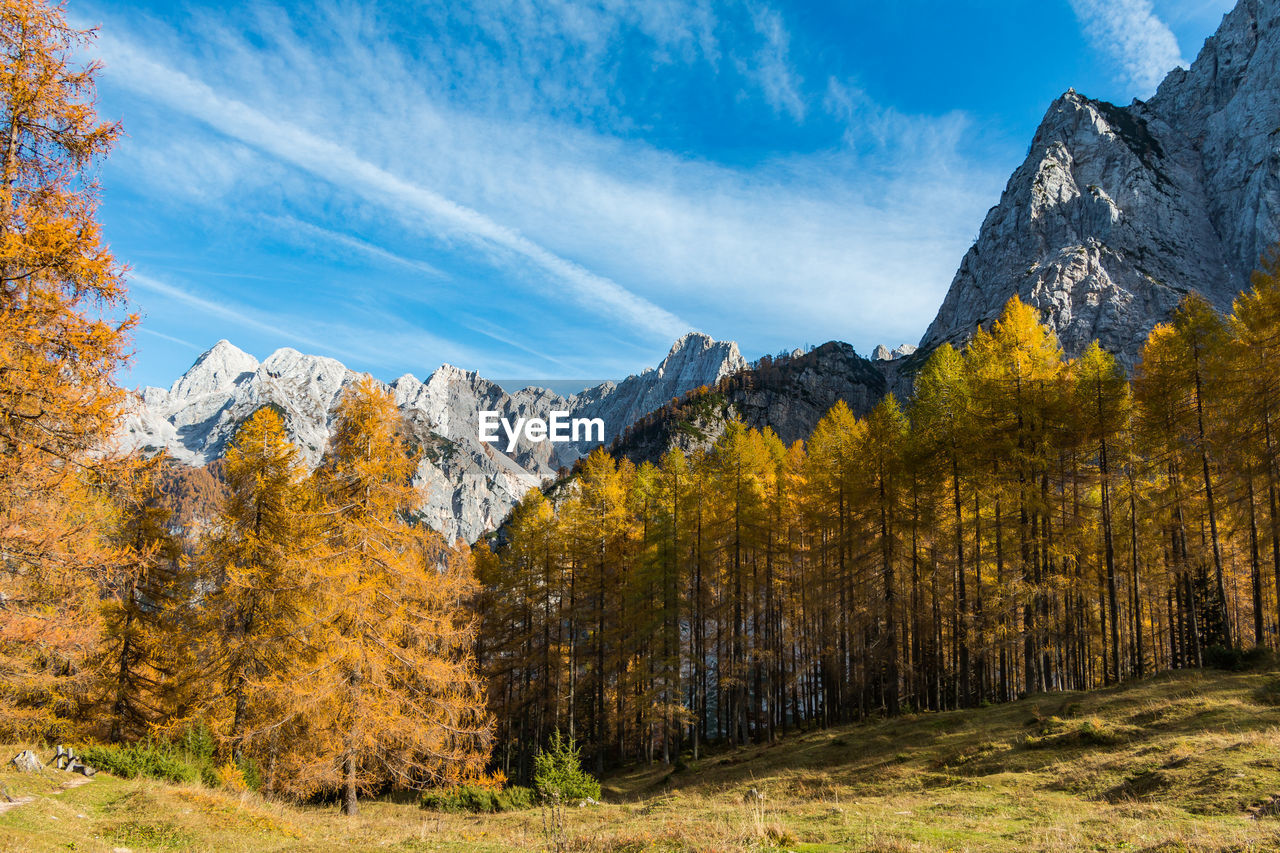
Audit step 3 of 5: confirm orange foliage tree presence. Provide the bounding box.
[95,454,194,743]
[282,380,491,815]
[0,0,129,739]
[197,408,320,769]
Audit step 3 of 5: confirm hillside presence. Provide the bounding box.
[5,669,1280,851]
[600,341,899,466]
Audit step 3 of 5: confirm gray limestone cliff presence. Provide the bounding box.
[921,0,1280,365]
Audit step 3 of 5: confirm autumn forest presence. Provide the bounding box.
[477,271,1280,782]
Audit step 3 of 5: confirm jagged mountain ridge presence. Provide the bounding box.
[122,333,745,543]
[922,0,1280,364]
[599,342,891,468]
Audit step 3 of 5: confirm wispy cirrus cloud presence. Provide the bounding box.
[130,272,354,358]
[97,31,690,342]
[130,271,542,378]
[261,216,448,281]
[136,327,199,350]
[1069,0,1187,96]
[744,5,805,121]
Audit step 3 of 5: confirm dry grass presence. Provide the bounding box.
[6,669,1280,851]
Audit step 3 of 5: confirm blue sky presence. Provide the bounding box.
[82,0,1237,390]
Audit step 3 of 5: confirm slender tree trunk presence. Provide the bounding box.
[881,465,899,715]
[1097,410,1121,684]
[952,454,969,705]
[1192,352,1232,647]
[1129,487,1144,677]
[1249,474,1265,646]
[342,666,361,817]
[1263,410,1280,647]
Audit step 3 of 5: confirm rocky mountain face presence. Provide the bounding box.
[603,342,890,467]
[921,0,1280,365]
[122,333,744,543]
[872,344,917,361]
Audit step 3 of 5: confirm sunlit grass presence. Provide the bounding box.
[5,669,1280,851]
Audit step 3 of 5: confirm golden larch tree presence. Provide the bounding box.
[301,379,491,815]
[0,0,128,739]
[199,407,320,766]
[96,454,192,743]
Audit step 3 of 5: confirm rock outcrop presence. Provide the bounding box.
[873,344,917,361]
[921,0,1280,365]
[605,342,889,467]
[122,334,744,543]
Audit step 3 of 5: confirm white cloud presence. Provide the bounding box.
[137,327,199,349]
[261,216,448,281]
[1070,0,1188,96]
[97,33,690,343]
[743,5,805,121]
[114,132,271,203]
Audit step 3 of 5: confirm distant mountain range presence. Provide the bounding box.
[128,0,1280,541]
[122,333,745,542]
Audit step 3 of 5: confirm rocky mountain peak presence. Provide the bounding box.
[919,0,1280,366]
[426,362,471,385]
[873,344,917,361]
[259,347,346,379]
[168,339,258,402]
[666,331,715,355]
[656,331,745,381]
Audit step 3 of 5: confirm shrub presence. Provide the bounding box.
[178,722,215,766]
[175,722,218,786]
[502,785,536,810]
[80,742,199,785]
[420,784,536,813]
[236,756,263,792]
[79,722,222,787]
[534,732,601,804]
[216,761,248,792]
[1204,645,1272,671]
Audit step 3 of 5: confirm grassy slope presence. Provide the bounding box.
[4,669,1280,852]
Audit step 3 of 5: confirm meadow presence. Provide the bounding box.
[5,669,1280,852]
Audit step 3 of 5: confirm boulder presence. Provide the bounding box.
[8,750,41,773]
